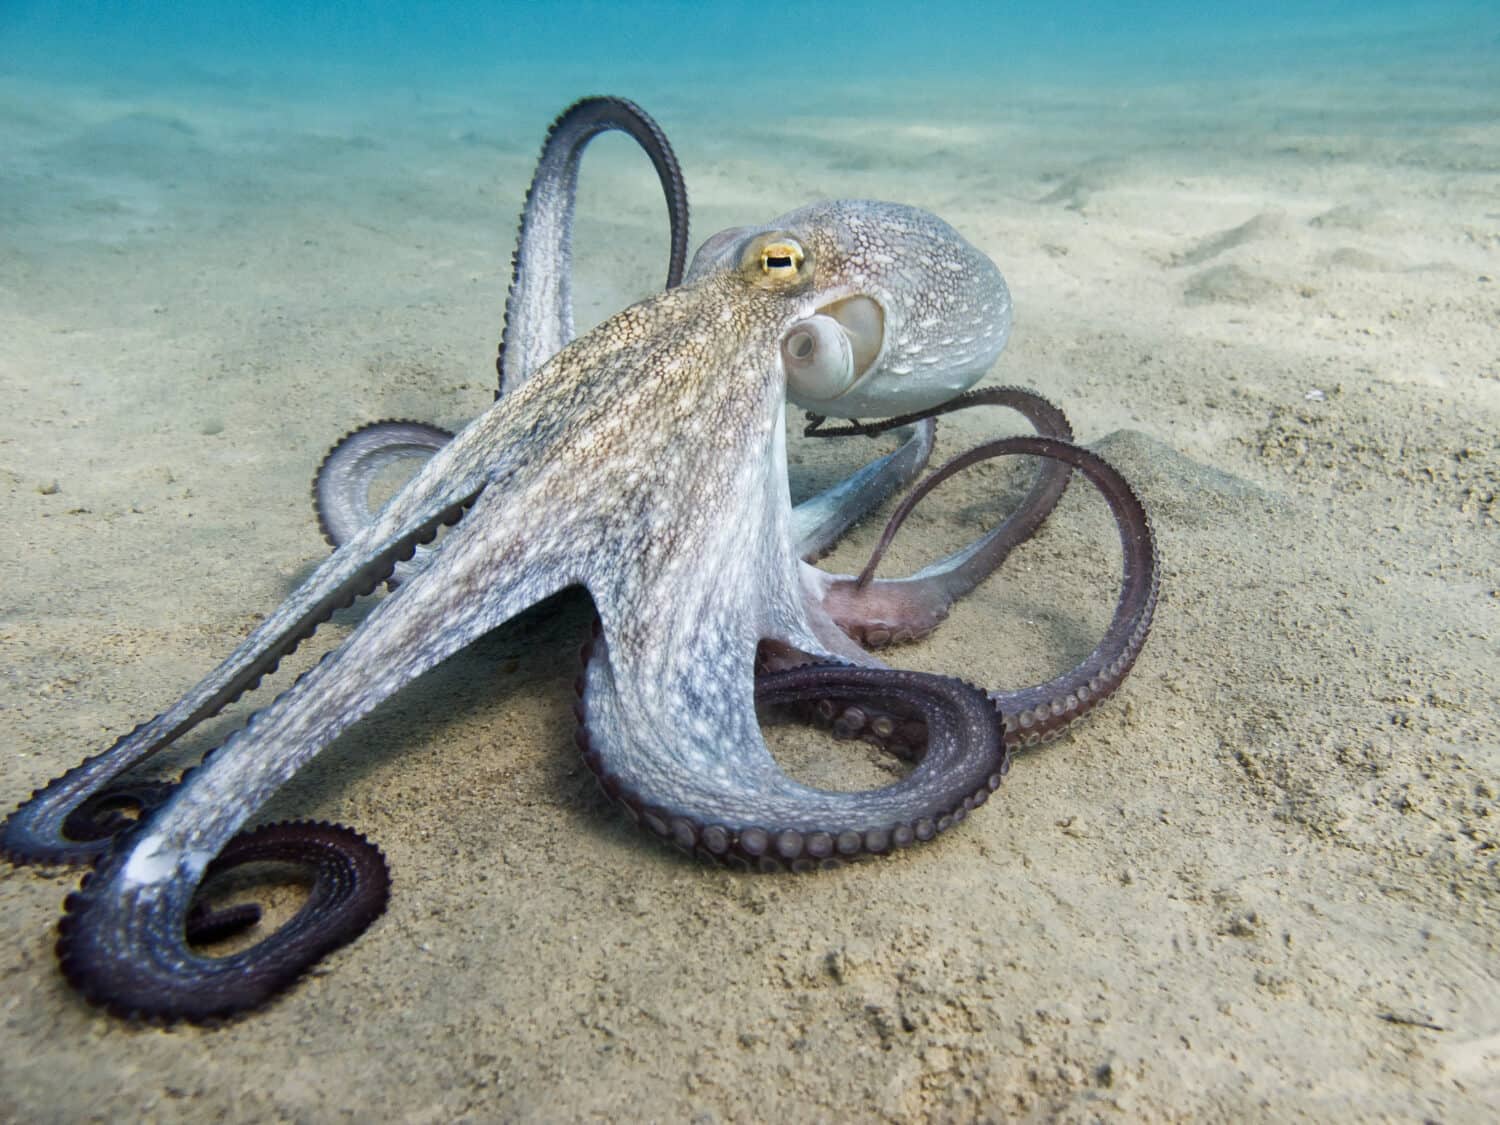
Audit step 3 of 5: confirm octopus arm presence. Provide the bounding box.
[1,437,485,867]
[969,437,1159,748]
[497,95,690,396]
[577,637,1009,870]
[791,419,936,561]
[818,387,1075,646]
[817,435,1158,752]
[46,473,583,1021]
[312,420,454,550]
[312,419,454,586]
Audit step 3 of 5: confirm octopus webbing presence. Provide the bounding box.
[2,97,1158,1023]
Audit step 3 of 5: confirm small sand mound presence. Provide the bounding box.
[1183,262,1279,305]
[1172,211,1291,267]
[1320,246,1405,272]
[1092,428,1275,522]
[1308,203,1394,233]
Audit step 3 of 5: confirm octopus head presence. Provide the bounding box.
[686,200,1012,418]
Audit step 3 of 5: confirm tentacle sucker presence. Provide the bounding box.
[57,821,389,1023]
[576,641,1009,872]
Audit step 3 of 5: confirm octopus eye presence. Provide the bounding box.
[759,239,805,279]
[741,232,812,291]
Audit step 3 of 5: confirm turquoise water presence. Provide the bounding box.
[6,1,1495,103]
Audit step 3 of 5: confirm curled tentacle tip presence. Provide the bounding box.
[55,820,390,1025]
[59,781,177,846]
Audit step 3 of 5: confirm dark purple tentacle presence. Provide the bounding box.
[58,780,176,844]
[574,637,1009,872]
[816,387,1075,647]
[184,900,264,946]
[854,389,1073,588]
[971,437,1157,747]
[497,95,690,396]
[841,435,1157,749]
[57,821,389,1024]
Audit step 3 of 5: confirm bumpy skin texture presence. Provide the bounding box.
[2,97,1159,1022]
[683,203,1012,418]
[316,98,938,583]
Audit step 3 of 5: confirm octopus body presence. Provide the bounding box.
[2,98,1157,1022]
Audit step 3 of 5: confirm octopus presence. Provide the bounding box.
[2,97,1158,1022]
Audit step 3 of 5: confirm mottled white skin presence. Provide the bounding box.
[684,205,1012,418]
[315,97,939,584]
[38,200,1012,1004]
[316,416,937,584]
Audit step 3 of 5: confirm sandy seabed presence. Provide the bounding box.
[0,52,1496,1124]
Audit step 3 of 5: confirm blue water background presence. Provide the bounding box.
[4,1,1495,111]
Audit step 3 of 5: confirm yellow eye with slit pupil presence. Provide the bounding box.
[760,240,804,278]
[741,233,810,291]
